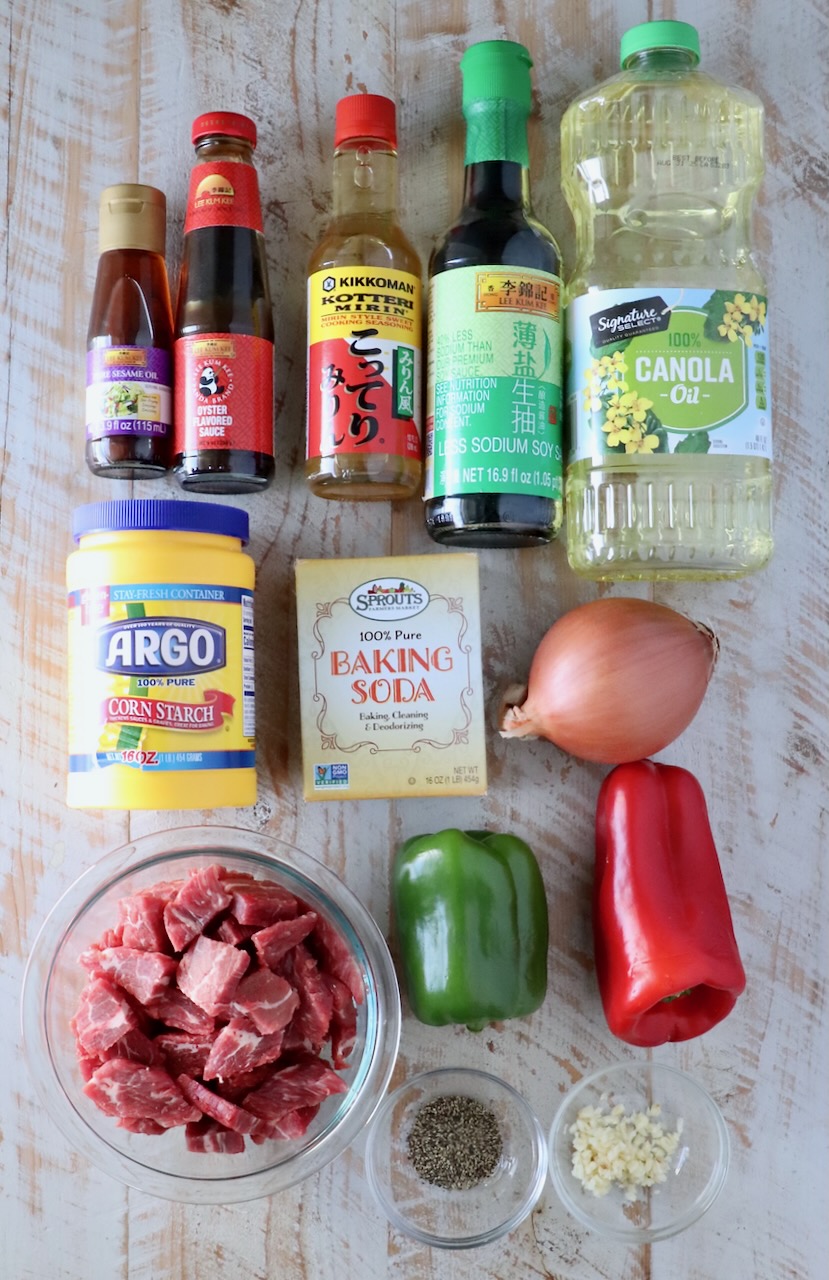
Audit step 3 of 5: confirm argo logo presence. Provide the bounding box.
[349,577,429,620]
[97,618,227,675]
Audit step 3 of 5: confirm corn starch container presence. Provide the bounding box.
[67,499,255,809]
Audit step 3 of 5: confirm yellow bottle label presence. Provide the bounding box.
[67,582,255,776]
[306,266,422,461]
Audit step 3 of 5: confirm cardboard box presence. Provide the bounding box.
[295,554,487,800]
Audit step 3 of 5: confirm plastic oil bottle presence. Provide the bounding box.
[561,20,772,579]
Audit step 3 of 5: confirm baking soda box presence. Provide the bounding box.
[295,554,487,800]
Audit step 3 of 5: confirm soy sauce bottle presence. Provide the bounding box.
[86,184,174,477]
[425,41,564,547]
[174,112,275,492]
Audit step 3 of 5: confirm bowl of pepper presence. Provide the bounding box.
[547,1061,730,1243]
[365,1067,548,1249]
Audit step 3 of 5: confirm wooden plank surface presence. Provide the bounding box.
[1,0,827,1277]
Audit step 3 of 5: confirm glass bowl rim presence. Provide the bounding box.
[547,1059,730,1243]
[365,1064,549,1250]
[20,823,401,1203]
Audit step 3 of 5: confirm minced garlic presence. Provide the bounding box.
[569,1101,683,1200]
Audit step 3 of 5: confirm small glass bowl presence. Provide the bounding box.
[21,826,400,1203]
[365,1067,548,1249]
[548,1061,729,1243]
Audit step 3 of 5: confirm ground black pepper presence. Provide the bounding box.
[406,1094,503,1190]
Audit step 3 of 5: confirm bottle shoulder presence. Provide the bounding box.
[431,207,561,277]
[308,223,422,277]
[563,66,764,119]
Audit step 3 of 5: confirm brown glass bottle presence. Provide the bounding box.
[305,94,422,500]
[174,113,275,493]
[86,185,173,478]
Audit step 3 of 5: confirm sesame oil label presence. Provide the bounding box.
[67,582,255,774]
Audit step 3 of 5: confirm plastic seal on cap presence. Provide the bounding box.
[98,184,166,256]
[460,40,533,110]
[335,94,397,149]
[72,499,250,546]
[192,112,257,148]
[620,21,701,68]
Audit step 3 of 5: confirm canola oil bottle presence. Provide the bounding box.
[562,21,772,579]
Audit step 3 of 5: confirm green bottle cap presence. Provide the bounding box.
[620,20,701,68]
[460,40,533,110]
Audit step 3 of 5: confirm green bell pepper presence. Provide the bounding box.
[392,829,549,1032]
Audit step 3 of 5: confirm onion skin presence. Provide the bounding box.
[499,598,718,764]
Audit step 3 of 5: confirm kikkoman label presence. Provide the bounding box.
[306,266,422,461]
[425,266,563,500]
[567,287,772,462]
[67,582,255,774]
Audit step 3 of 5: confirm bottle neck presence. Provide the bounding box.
[194,136,255,164]
[331,143,399,218]
[462,99,531,209]
[623,48,698,73]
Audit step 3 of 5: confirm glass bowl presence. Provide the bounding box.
[21,826,400,1203]
[548,1061,729,1243]
[365,1067,548,1249]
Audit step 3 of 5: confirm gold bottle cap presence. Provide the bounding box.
[98,183,167,255]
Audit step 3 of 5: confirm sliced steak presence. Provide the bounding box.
[202,1017,284,1081]
[177,1074,259,1135]
[82,946,177,1005]
[72,976,139,1055]
[176,935,249,1017]
[185,1116,246,1154]
[145,986,216,1036]
[231,969,299,1035]
[84,1059,201,1127]
[285,944,333,1052]
[118,889,175,953]
[252,913,317,971]
[324,973,358,1068]
[163,865,233,952]
[154,1032,214,1078]
[242,1056,348,1126]
[311,914,364,1005]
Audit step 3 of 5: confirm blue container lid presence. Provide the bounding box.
[72,499,249,545]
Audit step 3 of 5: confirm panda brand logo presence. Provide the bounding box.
[196,361,233,401]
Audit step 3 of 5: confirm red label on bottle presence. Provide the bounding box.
[184,162,264,233]
[174,333,273,455]
[305,268,422,462]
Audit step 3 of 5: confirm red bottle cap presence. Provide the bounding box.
[334,94,397,149]
[192,112,257,148]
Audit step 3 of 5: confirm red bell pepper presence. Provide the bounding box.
[593,760,746,1047]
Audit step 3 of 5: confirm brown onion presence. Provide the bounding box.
[499,598,718,764]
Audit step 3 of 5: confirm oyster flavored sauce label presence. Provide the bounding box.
[295,554,486,800]
[174,160,273,458]
[567,287,771,461]
[67,580,255,776]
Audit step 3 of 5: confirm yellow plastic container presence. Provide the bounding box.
[67,500,255,809]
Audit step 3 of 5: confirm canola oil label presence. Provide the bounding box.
[567,287,772,462]
[67,581,255,774]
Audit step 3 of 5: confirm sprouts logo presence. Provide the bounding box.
[349,577,429,620]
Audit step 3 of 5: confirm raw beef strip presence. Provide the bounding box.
[213,1062,277,1103]
[225,879,298,927]
[176,935,249,1017]
[117,1117,166,1136]
[285,945,333,1052]
[252,913,317,971]
[164,866,233,952]
[84,1059,201,1127]
[100,1027,165,1067]
[202,1017,284,1081]
[185,1116,246,1154]
[311,915,364,1004]
[99,926,124,949]
[177,1075,259,1135]
[154,1033,214,1078]
[83,947,177,1004]
[256,1103,321,1142]
[231,969,299,1035]
[145,987,215,1036]
[118,890,173,953]
[242,1056,348,1126]
[76,1041,99,1083]
[215,916,258,946]
[72,977,139,1055]
[324,973,358,1068]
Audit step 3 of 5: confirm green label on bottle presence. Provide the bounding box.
[567,287,772,462]
[425,266,563,500]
